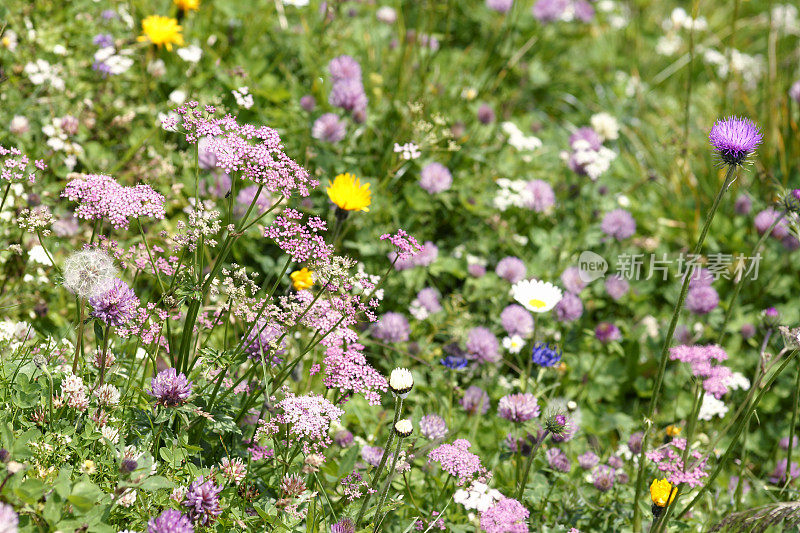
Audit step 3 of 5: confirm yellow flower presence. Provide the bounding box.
[137,15,185,51]
[290,268,314,291]
[666,425,682,437]
[81,460,97,475]
[650,478,676,507]
[326,173,371,212]
[174,0,200,11]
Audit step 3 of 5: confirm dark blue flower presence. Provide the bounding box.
[531,342,561,367]
[441,354,469,370]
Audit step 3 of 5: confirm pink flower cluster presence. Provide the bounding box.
[646,439,709,487]
[391,240,438,270]
[264,208,333,263]
[62,174,165,230]
[165,102,317,197]
[428,439,489,486]
[380,229,422,261]
[274,391,344,453]
[480,498,530,533]
[669,344,732,399]
[1,145,46,183]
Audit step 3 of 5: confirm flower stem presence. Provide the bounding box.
[515,429,549,501]
[782,357,800,493]
[372,433,405,532]
[632,164,736,531]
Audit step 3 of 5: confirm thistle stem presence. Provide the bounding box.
[515,429,549,501]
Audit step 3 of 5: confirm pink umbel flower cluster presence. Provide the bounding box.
[646,438,709,487]
[380,229,422,262]
[62,174,165,230]
[1,145,46,183]
[274,391,344,453]
[480,498,530,533]
[164,101,317,197]
[428,439,489,486]
[264,208,333,263]
[669,344,732,399]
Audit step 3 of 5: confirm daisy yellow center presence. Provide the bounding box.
[528,298,546,309]
[137,15,185,51]
[326,173,371,212]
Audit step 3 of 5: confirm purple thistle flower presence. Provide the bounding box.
[183,476,222,525]
[312,113,347,143]
[299,95,316,112]
[532,0,570,23]
[416,287,442,313]
[486,0,514,13]
[149,368,192,406]
[628,432,644,455]
[89,279,139,327]
[372,312,410,343]
[501,304,534,336]
[686,285,719,315]
[419,162,453,194]
[545,447,571,472]
[498,393,540,423]
[495,256,527,283]
[331,518,355,533]
[734,194,752,215]
[334,430,354,447]
[754,208,790,239]
[573,0,595,22]
[148,509,194,533]
[419,414,448,440]
[708,116,763,166]
[466,327,500,364]
[461,385,490,415]
[523,179,555,212]
[477,103,496,123]
[329,79,368,113]
[601,208,636,240]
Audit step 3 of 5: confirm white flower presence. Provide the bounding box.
[1,30,18,51]
[698,394,728,421]
[169,90,187,105]
[393,142,421,160]
[725,372,750,392]
[146,59,166,77]
[502,335,525,354]
[10,115,29,135]
[389,368,413,397]
[53,44,67,55]
[232,86,254,109]
[28,245,52,266]
[656,34,682,56]
[283,0,310,5]
[511,279,563,313]
[590,112,620,141]
[394,419,413,437]
[177,44,202,63]
[502,122,542,152]
[101,425,121,444]
[117,488,137,507]
[95,384,121,406]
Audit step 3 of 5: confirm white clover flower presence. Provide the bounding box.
[62,249,118,298]
[101,425,121,444]
[511,279,563,313]
[389,368,413,397]
[590,112,620,141]
[117,488,137,507]
[95,384,121,406]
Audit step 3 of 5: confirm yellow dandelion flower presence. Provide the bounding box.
[666,425,682,437]
[290,268,314,291]
[326,173,371,212]
[137,15,185,51]
[174,0,200,11]
[650,478,676,508]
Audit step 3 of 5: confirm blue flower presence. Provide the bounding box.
[440,354,469,370]
[531,342,561,367]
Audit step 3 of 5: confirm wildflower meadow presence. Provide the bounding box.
[2,0,800,531]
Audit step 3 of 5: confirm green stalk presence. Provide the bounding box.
[782,357,800,493]
[356,397,403,527]
[632,164,737,530]
[515,429,549,501]
[372,432,406,532]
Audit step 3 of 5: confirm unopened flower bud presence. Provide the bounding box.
[389,368,413,398]
[394,419,413,438]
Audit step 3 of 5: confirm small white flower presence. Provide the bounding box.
[232,86,254,109]
[590,112,620,141]
[169,90,187,105]
[502,335,525,354]
[698,394,728,421]
[177,44,202,63]
[28,245,52,266]
[117,488,137,507]
[389,368,413,397]
[394,419,413,437]
[511,279,563,313]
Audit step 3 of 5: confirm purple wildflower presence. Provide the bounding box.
[243,321,286,364]
[734,194,752,215]
[486,0,513,13]
[419,414,448,440]
[372,312,410,343]
[769,459,800,484]
[686,285,719,315]
[533,0,570,23]
[149,368,192,406]
[593,465,615,491]
[554,292,583,322]
[416,287,442,313]
[183,477,222,525]
[595,322,621,343]
[498,393,540,423]
[331,518,355,533]
[604,274,629,300]
[0,503,19,533]
[361,446,384,467]
[501,304,534,336]
[461,385,490,415]
[628,432,644,455]
[312,113,346,143]
[531,342,561,367]
[560,266,586,294]
[93,33,114,47]
[335,430,354,447]
[89,279,139,327]
[708,116,763,166]
[478,103,496,123]
[299,95,316,112]
[419,162,453,194]
[381,229,422,262]
[427,439,488,485]
[570,127,602,151]
[578,451,600,470]
[495,256,527,283]
[466,327,500,364]
[601,209,636,240]
[62,174,165,230]
[546,448,571,472]
[329,79,367,113]
[328,55,362,82]
[523,180,555,212]
[754,208,789,239]
[148,509,194,533]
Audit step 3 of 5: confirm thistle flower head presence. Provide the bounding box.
[708,116,763,166]
[63,249,118,298]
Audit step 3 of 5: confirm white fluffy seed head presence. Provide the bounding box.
[62,249,118,298]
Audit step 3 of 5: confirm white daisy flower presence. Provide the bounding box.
[511,279,563,313]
